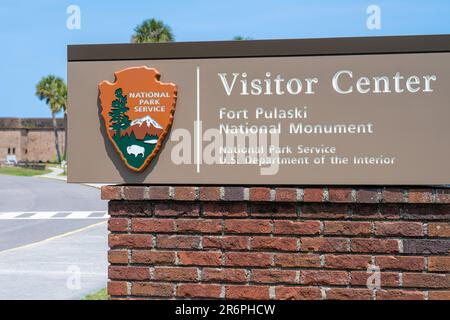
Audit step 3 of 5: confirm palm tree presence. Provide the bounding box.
[131,19,174,43]
[59,83,68,161]
[36,76,67,163]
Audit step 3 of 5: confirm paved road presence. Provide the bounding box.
[0,175,108,300]
[0,222,108,300]
[0,175,106,212]
[0,219,107,251]
[0,174,107,250]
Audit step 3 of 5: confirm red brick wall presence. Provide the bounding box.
[102,186,450,300]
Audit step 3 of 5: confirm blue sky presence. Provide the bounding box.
[0,0,449,117]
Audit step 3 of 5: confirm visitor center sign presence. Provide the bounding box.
[67,35,450,184]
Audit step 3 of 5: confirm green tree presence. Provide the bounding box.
[131,18,174,43]
[233,36,253,41]
[109,88,130,137]
[36,75,67,163]
[58,82,68,161]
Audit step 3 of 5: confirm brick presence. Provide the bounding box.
[351,271,400,287]
[434,205,450,215]
[156,235,201,249]
[403,273,450,288]
[176,284,222,299]
[109,234,152,249]
[356,189,379,203]
[202,268,247,283]
[108,250,128,264]
[131,282,173,297]
[303,188,324,202]
[301,237,349,253]
[324,221,372,236]
[131,251,175,265]
[249,188,271,202]
[249,203,296,217]
[107,281,127,296]
[123,186,145,200]
[273,204,298,217]
[328,188,353,203]
[324,254,371,270]
[132,218,175,233]
[275,287,322,300]
[176,219,222,234]
[155,203,199,217]
[428,257,450,272]
[402,205,450,220]
[408,189,433,203]
[223,187,245,201]
[225,252,272,267]
[225,219,272,234]
[251,236,298,251]
[351,204,392,220]
[376,290,424,300]
[108,218,129,232]
[199,187,221,201]
[153,267,198,282]
[101,186,122,200]
[251,269,297,284]
[429,291,450,300]
[273,220,320,235]
[381,189,405,203]
[109,201,152,216]
[226,285,270,300]
[299,203,347,219]
[378,204,402,219]
[274,253,321,268]
[403,239,450,254]
[178,251,222,266]
[301,270,348,286]
[351,238,399,253]
[327,288,372,300]
[375,222,423,237]
[275,188,298,202]
[147,186,170,200]
[174,187,197,201]
[375,256,424,271]
[203,236,249,250]
[204,203,247,217]
[109,266,150,281]
[428,223,450,237]
[436,189,450,203]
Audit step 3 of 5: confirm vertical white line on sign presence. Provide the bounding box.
[196,66,201,173]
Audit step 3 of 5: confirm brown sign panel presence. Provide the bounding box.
[68,35,450,185]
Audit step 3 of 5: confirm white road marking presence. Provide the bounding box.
[0,211,108,220]
[29,212,59,219]
[0,212,24,219]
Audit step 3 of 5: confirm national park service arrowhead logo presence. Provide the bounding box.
[99,66,177,172]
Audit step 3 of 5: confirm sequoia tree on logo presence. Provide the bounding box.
[99,66,177,172]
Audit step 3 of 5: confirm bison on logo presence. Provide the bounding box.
[99,66,177,172]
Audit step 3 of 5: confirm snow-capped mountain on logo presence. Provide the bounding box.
[130,115,163,129]
[122,115,164,140]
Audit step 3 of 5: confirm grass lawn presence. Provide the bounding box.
[0,167,51,177]
[83,288,109,300]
